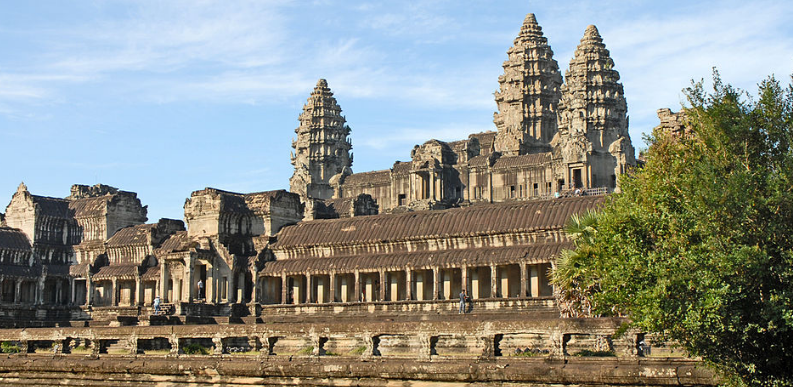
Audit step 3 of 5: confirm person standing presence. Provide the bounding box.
[459,289,467,314]
[197,279,204,300]
[153,296,161,315]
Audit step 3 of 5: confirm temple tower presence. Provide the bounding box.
[554,25,635,190]
[494,13,562,156]
[289,79,353,200]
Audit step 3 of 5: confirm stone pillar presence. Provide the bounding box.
[111,278,118,306]
[490,266,498,298]
[305,273,312,303]
[339,275,349,303]
[461,264,468,292]
[213,336,223,355]
[329,272,336,303]
[379,270,386,302]
[69,277,76,305]
[354,270,361,302]
[159,264,167,303]
[430,171,436,200]
[135,276,142,306]
[14,279,21,304]
[251,269,260,304]
[186,260,194,303]
[55,280,63,305]
[520,264,528,298]
[405,269,413,301]
[432,267,440,300]
[36,275,45,305]
[85,278,92,306]
[280,272,287,305]
[169,335,179,355]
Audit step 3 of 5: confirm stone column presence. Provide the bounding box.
[85,278,92,306]
[135,276,142,306]
[429,172,436,200]
[55,280,63,305]
[159,264,167,303]
[490,266,498,298]
[379,270,386,301]
[354,270,361,302]
[14,279,21,304]
[186,258,194,303]
[281,272,287,304]
[69,277,76,305]
[405,269,413,301]
[329,272,336,303]
[251,268,259,304]
[305,273,312,303]
[432,267,440,300]
[520,264,528,298]
[461,264,468,292]
[36,275,45,305]
[111,278,118,306]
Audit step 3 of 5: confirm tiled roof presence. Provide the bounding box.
[107,224,157,247]
[70,263,90,277]
[493,153,552,169]
[31,195,71,218]
[469,131,497,155]
[343,170,391,186]
[272,196,603,249]
[141,265,160,280]
[468,155,490,167]
[0,264,41,278]
[69,196,110,218]
[261,242,569,274]
[0,227,31,250]
[157,231,195,253]
[93,264,139,280]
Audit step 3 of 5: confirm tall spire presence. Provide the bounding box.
[555,25,635,190]
[289,79,352,200]
[494,13,562,156]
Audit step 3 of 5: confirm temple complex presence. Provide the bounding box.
[0,14,712,387]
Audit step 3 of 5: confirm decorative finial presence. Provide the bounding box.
[524,13,538,25]
[316,79,328,88]
[584,25,601,40]
[16,182,27,193]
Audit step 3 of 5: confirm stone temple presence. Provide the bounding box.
[0,15,706,387]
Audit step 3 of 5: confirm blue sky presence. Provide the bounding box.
[1,0,792,223]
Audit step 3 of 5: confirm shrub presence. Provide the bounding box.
[182,343,210,355]
[1,342,20,354]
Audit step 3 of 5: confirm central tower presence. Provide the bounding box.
[289,79,352,200]
[493,13,562,156]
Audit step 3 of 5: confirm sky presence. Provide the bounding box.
[1,0,791,223]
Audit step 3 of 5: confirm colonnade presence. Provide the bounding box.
[258,262,553,305]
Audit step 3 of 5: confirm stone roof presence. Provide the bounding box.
[93,264,139,280]
[0,264,41,278]
[469,132,497,156]
[188,188,296,214]
[0,226,31,250]
[262,242,568,274]
[493,153,552,169]
[343,170,391,186]
[30,195,71,218]
[272,196,603,249]
[157,231,195,253]
[142,265,160,280]
[320,198,353,218]
[69,196,111,218]
[106,223,157,247]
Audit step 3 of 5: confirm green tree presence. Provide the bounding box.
[552,71,793,387]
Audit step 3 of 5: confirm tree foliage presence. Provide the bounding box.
[552,71,793,387]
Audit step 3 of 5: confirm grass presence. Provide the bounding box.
[349,346,367,355]
[182,343,211,355]
[296,346,314,355]
[1,342,20,354]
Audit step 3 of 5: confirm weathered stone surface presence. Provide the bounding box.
[290,79,353,201]
[494,13,562,155]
